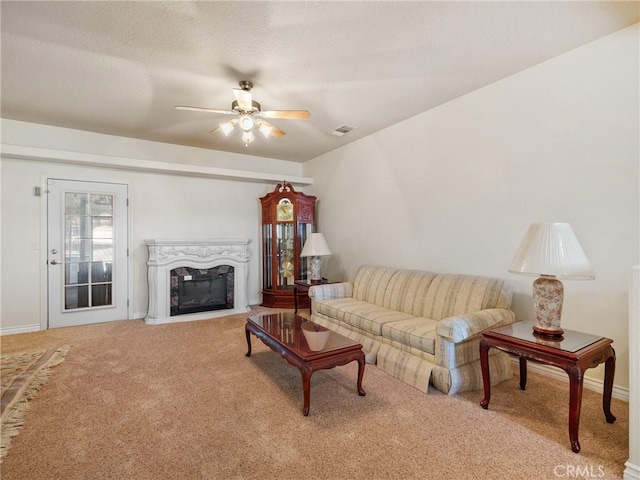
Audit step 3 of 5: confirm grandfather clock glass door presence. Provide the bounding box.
[277,222,295,289]
[260,182,316,308]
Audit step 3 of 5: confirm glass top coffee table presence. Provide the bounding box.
[245,312,366,416]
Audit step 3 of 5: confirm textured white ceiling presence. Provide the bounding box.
[1,1,638,163]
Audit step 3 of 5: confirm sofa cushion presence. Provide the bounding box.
[381,317,438,354]
[352,266,398,306]
[382,270,438,316]
[422,274,512,320]
[315,298,414,336]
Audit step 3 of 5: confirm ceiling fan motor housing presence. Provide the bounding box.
[232,99,261,113]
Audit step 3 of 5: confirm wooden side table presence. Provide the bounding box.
[479,321,616,453]
[293,279,331,314]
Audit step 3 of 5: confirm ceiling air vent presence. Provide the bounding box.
[329,124,357,136]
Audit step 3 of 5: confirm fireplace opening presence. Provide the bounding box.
[170,266,234,316]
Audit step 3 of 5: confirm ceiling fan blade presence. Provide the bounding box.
[233,88,253,111]
[259,120,286,138]
[261,110,311,120]
[175,105,235,115]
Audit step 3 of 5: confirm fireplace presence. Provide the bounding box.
[170,266,234,316]
[145,239,251,324]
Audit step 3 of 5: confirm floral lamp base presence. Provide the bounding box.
[310,256,323,281]
[532,276,564,337]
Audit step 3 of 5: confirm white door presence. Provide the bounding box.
[47,179,129,328]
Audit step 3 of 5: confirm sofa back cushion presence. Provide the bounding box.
[352,266,398,305]
[382,269,438,316]
[352,266,512,320]
[422,274,512,320]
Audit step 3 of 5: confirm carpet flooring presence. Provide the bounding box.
[0,307,629,480]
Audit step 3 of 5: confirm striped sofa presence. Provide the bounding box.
[309,265,515,395]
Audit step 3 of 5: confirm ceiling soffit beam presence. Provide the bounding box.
[0,144,313,186]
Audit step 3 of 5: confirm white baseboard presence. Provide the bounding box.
[0,324,42,335]
[145,306,251,325]
[510,357,629,402]
[250,296,262,307]
[624,461,640,480]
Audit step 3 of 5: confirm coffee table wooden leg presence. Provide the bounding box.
[356,353,366,396]
[603,349,616,423]
[300,366,313,416]
[480,340,491,409]
[568,368,584,453]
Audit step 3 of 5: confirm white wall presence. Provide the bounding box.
[0,122,309,331]
[303,24,639,390]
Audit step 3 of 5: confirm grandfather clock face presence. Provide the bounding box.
[276,198,294,222]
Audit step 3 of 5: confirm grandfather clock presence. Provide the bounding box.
[260,182,316,308]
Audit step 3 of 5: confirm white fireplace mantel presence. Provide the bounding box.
[145,238,251,324]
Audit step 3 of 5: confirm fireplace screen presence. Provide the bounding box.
[170,266,234,316]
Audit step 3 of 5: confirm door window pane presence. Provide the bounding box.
[66,262,89,285]
[91,262,112,283]
[65,215,90,239]
[65,285,89,309]
[92,217,112,238]
[90,194,113,216]
[91,284,112,307]
[65,193,88,215]
[65,239,91,262]
[92,240,113,261]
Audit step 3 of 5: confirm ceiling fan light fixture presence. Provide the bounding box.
[242,130,255,146]
[220,120,236,136]
[258,122,273,138]
[239,115,254,131]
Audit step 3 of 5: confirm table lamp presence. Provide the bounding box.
[508,222,595,337]
[300,233,331,281]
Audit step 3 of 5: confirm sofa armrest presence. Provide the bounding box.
[308,282,353,302]
[435,308,515,343]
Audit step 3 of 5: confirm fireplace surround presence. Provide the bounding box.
[145,239,251,324]
[170,265,234,316]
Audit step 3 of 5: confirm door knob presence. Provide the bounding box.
[50,259,58,265]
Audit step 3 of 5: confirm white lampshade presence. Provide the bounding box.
[300,233,331,257]
[509,223,595,280]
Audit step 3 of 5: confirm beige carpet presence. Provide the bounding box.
[0,307,629,480]
[1,345,70,463]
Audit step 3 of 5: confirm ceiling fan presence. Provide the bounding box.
[175,80,311,146]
